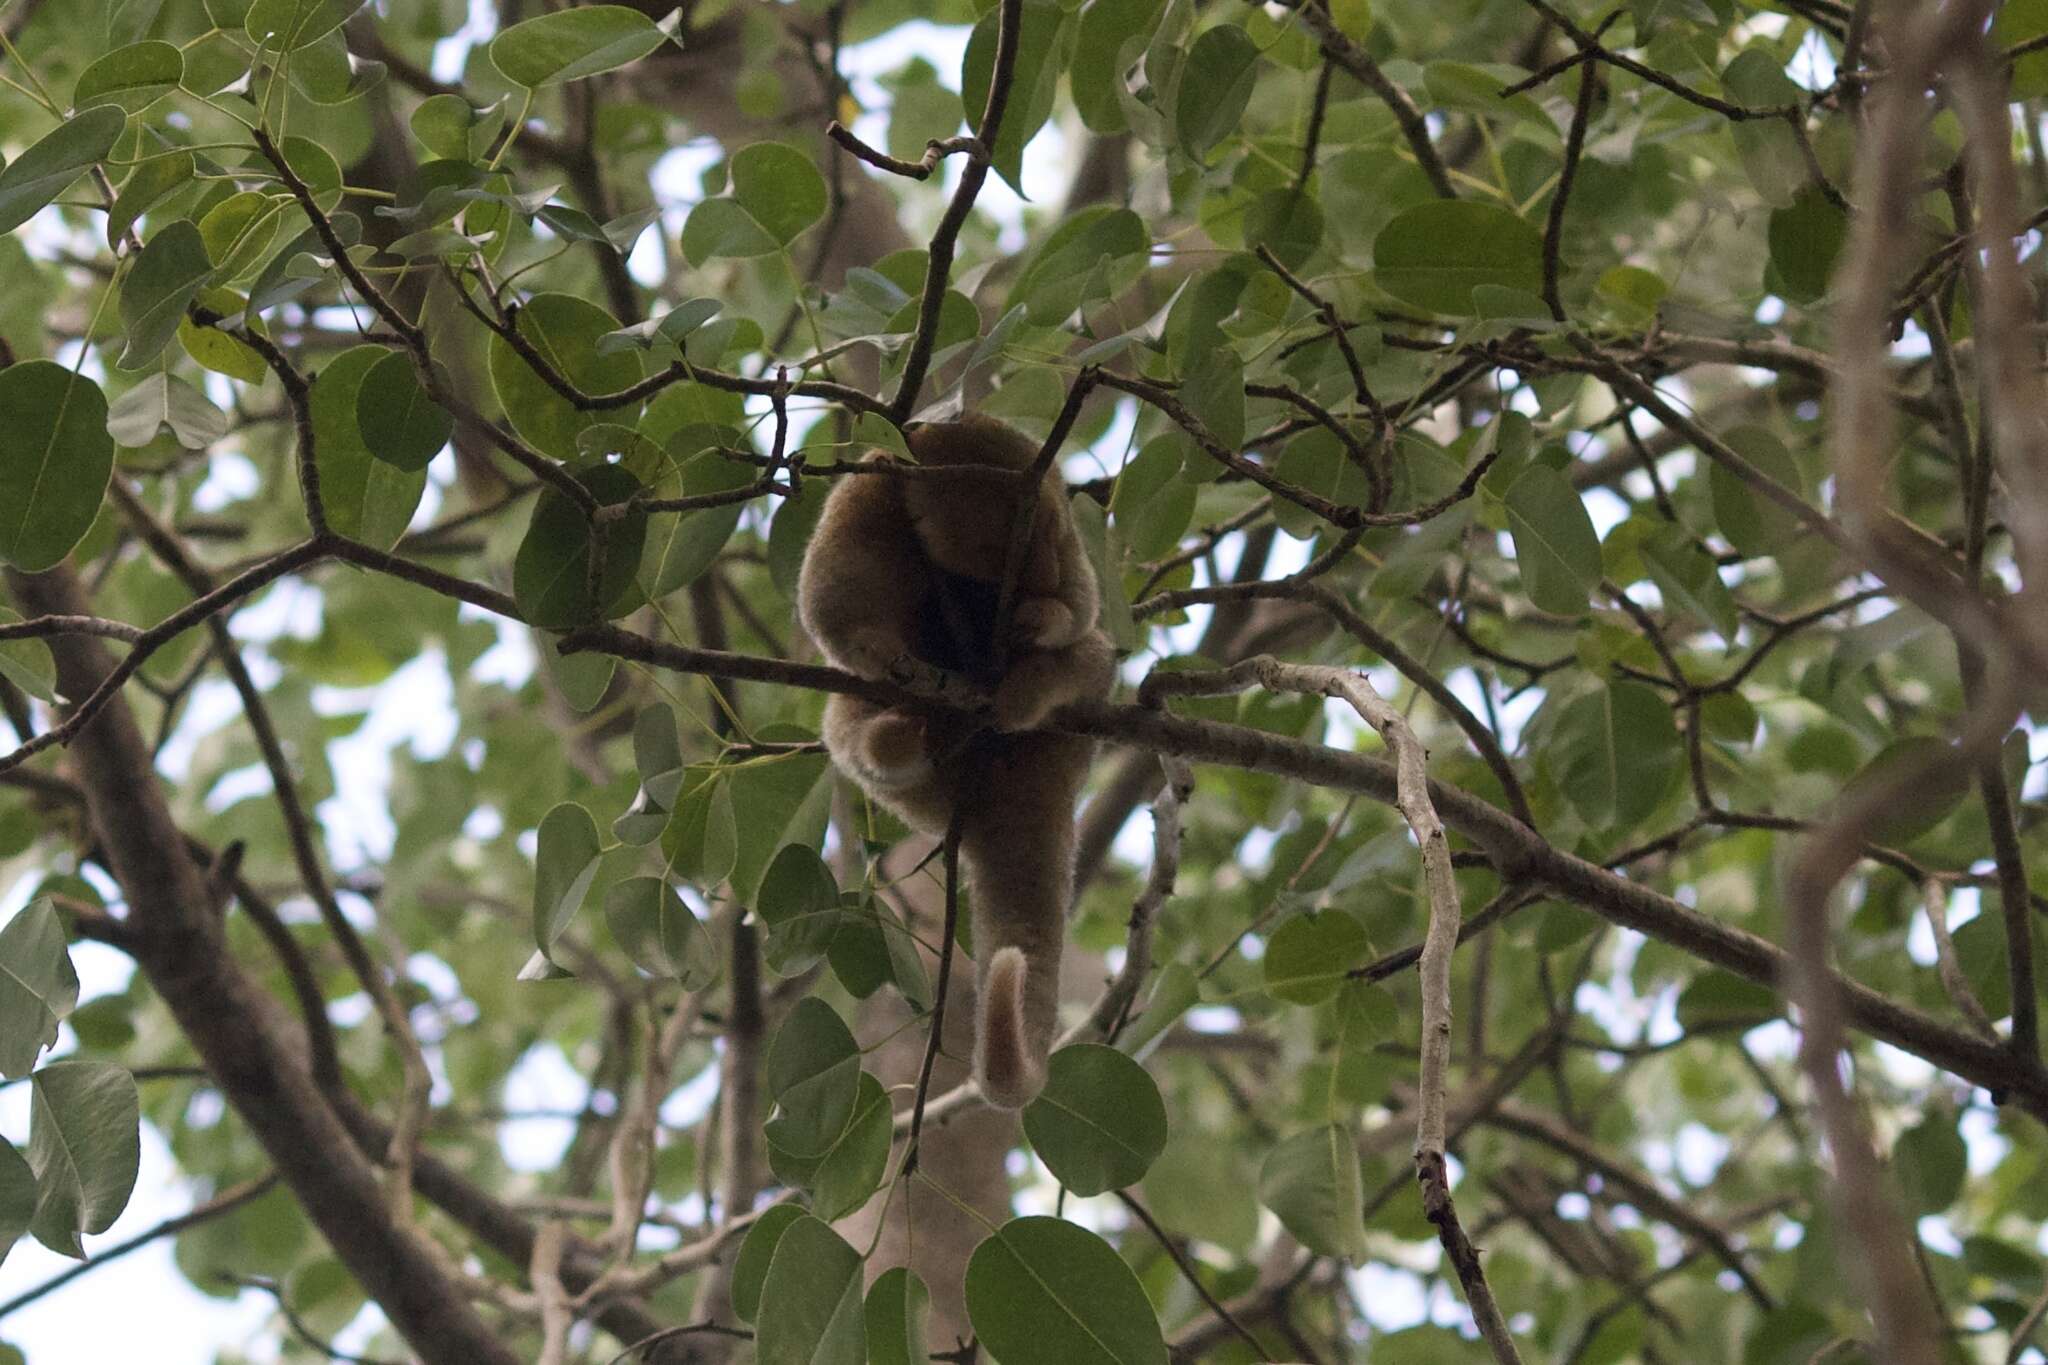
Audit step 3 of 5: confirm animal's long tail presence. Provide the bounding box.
[960,785,1074,1110]
[976,945,1048,1108]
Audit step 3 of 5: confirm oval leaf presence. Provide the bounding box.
[1258,1124,1365,1260]
[531,801,602,964]
[490,6,675,87]
[310,344,427,549]
[244,0,368,50]
[730,1202,808,1324]
[1373,200,1545,315]
[74,41,183,112]
[0,362,114,572]
[0,900,80,1080]
[965,1217,1168,1365]
[864,1267,931,1365]
[1552,681,1681,830]
[604,877,717,986]
[1021,1044,1168,1196]
[754,842,842,976]
[763,996,859,1159]
[0,106,126,236]
[118,220,215,369]
[512,461,649,629]
[730,142,826,248]
[756,1214,866,1365]
[354,350,452,472]
[487,292,642,459]
[769,1070,893,1221]
[1504,463,1600,617]
[28,1060,140,1259]
[1263,909,1370,1006]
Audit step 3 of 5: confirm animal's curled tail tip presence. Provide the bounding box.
[975,946,1047,1110]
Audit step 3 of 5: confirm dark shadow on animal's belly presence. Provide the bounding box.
[916,569,1003,685]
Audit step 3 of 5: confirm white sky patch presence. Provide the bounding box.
[498,1041,590,1171]
[0,1106,274,1362]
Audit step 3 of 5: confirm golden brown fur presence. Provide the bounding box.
[797,415,1115,1108]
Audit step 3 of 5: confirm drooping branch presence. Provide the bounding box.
[4,564,520,1365]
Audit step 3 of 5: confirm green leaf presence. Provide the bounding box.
[729,142,826,248]
[0,107,126,237]
[1553,681,1681,829]
[1176,24,1259,161]
[0,1137,33,1265]
[1270,426,1369,539]
[770,994,864,1162]
[278,137,343,214]
[1070,494,1138,651]
[1108,434,1197,561]
[1675,969,1777,1033]
[638,440,754,599]
[0,608,57,703]
[1895,1110,1966,1213]
[964,1217,1168,1365]
[28,1060,140,1259]
[1373,200,1545,315]
[1007,206,1149,325]
[0,901,79,1080]
[117,220,214,369]
[1999,0,2048,99]
[1710,426,1806,558]
[1243,187,1324,270]
[309,345,427,550]
[756,1215,866,1365]
[512,461,649,629]
[106,372,229,450]
[354,351,452,472]
[244,0,368,50]
[1595,264,1667,326]
[487,293,643,459]
[769,1070,893,1220]
[864,1268,931,1365]
[1722,49,1805,208]
[490,6,678,87]
[1844,737,1972,845]
[1768,187,1847,304]
[728,747,833,906]
[1021,1044,1168,1196]
[1258,1124,1365,1260]
[730,1203,808,1324]
[877,900,932,1011]
[756,843,844,979]
[73,41,183,112]
[680,197,778,265]
[660,765,738,888]
[1638,524,1738,643]
[767,483,827,602]
[1329,0,1371,38]
[531,802,602,966]
[603,877,717,986]
[961,0,1070,190]
[1182,348,1245,452]
[409,93,508,163]
[1143,1133,1258,1251]
[1264,910,1369,1005]
[178,291,269,383]
[1504,464,1600,616]
[0,362,114,572]
[615,704,685,844]
[196,191,284,283]
[106,149,193,250]
[1073,0,1164,134]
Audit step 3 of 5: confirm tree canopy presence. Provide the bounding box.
[1,0,2046,1362]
